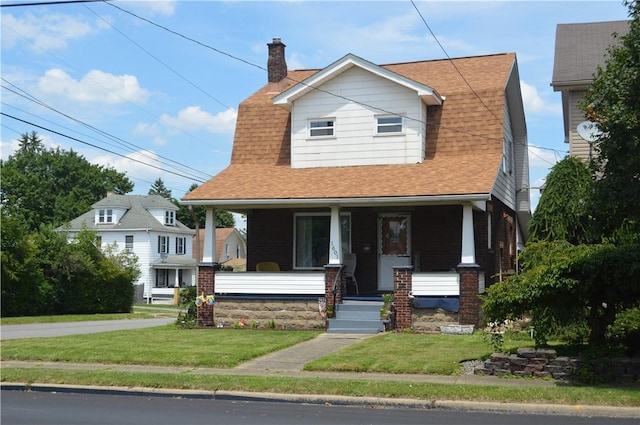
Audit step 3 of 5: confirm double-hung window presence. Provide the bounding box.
[125,235,134,251]
[175,237,186,255]
[294,213,351,269]
[165,210,175,226]
[376,116,403,134]
[309,119,335,137]
[158,236,169,254]
[98,209,114,224]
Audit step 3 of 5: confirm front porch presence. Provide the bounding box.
[196,265,483,332]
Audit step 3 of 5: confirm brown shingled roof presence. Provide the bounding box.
[184,53,515,203]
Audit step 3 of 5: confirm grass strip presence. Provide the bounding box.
[2,368,639,407]
[1,328,322,368]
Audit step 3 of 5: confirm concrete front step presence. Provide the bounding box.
[327,300,385,334]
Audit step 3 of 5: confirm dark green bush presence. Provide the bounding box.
[608,307,640,356]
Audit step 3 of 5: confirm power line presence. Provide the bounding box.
[1,79,213,181]
[83,3,233,111]
[0,0,107,7]
[1,112,207,183]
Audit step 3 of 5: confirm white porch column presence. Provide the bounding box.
[460,203,477,265]
[328,206,342,264]
[202,207,217,264]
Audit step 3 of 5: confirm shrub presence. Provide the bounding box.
[608,307,640,356]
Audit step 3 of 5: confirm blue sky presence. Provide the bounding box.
[1,0,631,216]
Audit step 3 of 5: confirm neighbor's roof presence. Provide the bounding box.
[552,20,629,89]
[66,194,193,234]
[184,53,517,205]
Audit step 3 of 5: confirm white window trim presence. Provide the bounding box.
[158,235,169,254]
[165,210,175,226]
[293,212,351,271]
[98,209,114,224]
[308,118,336,139]
[175,236,186,255]
[375,115,404,135]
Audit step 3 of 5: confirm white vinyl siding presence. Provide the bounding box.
[492,98,517,211]
[290,67,425,168]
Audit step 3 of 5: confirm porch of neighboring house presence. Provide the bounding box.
[147,256,197,304]
[195,201,513,333]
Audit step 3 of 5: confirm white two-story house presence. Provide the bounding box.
[65,194,196,303]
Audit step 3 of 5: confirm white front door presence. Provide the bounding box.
[377,213,411,291]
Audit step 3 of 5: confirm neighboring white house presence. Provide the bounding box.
[64,194,196,303]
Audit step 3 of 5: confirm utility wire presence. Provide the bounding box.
[1,79,213,180]
[1,112,207,183]
[83,3,233,111]
[0,0,107,7]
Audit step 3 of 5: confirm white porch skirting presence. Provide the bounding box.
[215,271,325,295]
[411,272,460,296]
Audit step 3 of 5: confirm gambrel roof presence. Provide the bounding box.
[183,53,521,208]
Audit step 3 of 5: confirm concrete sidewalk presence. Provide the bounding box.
[3,332,640,418]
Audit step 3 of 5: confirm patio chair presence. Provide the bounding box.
[256,261,280,272]
[343,253,359,295]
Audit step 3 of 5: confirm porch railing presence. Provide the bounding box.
[411,272,460,296]
[215,271,325,295]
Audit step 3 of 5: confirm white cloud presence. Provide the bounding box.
[1,12,104,51]
[38,69,150,105]
[520,80,561,115]
[91,149,161,180]
[159,106,237,134]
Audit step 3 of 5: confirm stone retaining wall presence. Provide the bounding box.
[475,348,640,382]
[412,308,458,333]
[214,298,325,330]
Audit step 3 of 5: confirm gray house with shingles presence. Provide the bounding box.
[551,20,630,161]
[65,194,196,303]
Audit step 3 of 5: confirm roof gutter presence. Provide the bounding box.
[180,193,491,209]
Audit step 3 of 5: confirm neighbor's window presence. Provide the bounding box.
[175,237,186,255]
[158,236,169,254]
[165,210,175,225]
[294,213,350,269]
[156,269,169,288]
[376,116,403,134]
[309,119,335,137]
[125,235,134,250]
[98,209,114,224]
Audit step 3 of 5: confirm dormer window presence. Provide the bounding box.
[165,210,175,226]
[376,116,403,134]
[309,119,335,137]
[98,209,114,224]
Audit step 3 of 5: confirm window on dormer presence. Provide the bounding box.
[98,209,114,224]
[309,119,335,137]
[376,116,403,134]
[165,210,175,226]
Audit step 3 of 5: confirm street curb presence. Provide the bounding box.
[3,382,639,418]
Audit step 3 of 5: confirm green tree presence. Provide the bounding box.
[528,157,596,245]
[0,209,50,316]
[148,178,172,199]
[484,3,640,350]
[175,183,235,229]
[484,240,640,346]
[0,131,134,231]
[583,0,640,240]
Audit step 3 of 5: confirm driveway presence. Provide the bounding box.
[1,318,174,340]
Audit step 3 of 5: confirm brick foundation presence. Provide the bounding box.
[214,298,325,330]
[325,264,344,310]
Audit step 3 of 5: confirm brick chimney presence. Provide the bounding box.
[267,37,287,83]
